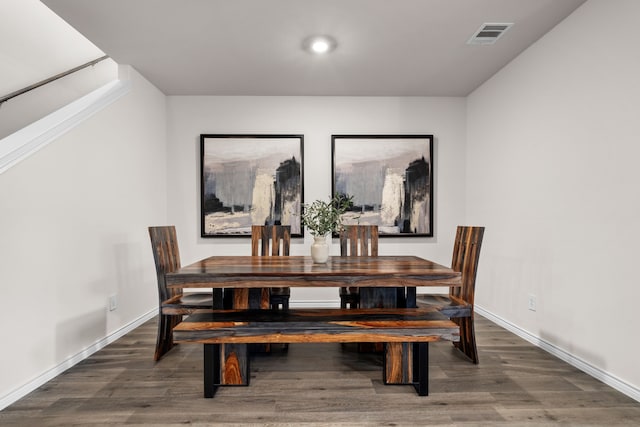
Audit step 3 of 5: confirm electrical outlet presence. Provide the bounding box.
[109,295,118,311]
[527,294,536,312]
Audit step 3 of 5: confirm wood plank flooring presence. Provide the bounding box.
[1,315,639,426]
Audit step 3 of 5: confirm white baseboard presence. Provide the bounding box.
[290,299,340,308]
[475,305,640,403]
[0,308,156,411]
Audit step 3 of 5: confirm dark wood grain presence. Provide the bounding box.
[339,225,379,257]
[336,226,406,379]
[166,254,460,387]
[148,226,214,361]
[174,308,459,344]
[251,224,291,257]
[166,255,462,289]
[339,225,379,309]
[218,226,293,385]
[360,287,407,382]
[251,225,291,310]
[220,284,267,385]
[417,226,485,363]
[174,308,459,397]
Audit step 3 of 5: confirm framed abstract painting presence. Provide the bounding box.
[332,134,433,237]
[200,134,304,237]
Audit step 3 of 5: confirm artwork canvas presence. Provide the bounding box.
[332,135,433,237]
[201,134,303,237]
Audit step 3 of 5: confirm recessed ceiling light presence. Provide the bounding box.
[303,35,337,54]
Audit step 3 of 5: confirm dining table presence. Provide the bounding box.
[166,255,461,385]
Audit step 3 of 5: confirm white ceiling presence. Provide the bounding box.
[41,0,586,96]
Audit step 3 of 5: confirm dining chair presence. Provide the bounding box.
[416,226,485,364]
[148,226,215,361]
[251,225,291,310]
[338,225,379,308]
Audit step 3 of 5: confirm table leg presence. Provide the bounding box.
[412,342,429,396]
[360,287,414,384]
[213,289,224,309]
[204,344,219,398]
[360,287,398,308]
[359,288,395,353]
[218,288,269,385]
[384,342,414,384]
[406,286,416,308]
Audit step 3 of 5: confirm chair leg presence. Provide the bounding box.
[154,313,178,361]
[452,316,479,364]
[269,295,290,311]
[269,295,290,350]
[283,296,290,350]
[153,313,173,362]
[340,294,359,309]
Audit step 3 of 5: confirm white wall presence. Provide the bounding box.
[166,96,466,303]
[0,66,167,403]
[0,0,103,94]
[467,0,640,393]
[7,0,638,409]
[0,0,117,139]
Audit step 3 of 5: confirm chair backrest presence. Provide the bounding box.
[251,225,291,256]
[449,226,485,306]
[149,226,182,303]
[339,225,379,257]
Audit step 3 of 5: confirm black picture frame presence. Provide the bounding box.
[200,134,304,237]
[332,134,434,237]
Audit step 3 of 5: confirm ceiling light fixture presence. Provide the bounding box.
[303,35,337,54]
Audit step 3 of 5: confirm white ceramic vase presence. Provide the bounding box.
[310,234,330,263]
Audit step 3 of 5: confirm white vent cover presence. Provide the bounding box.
[467,23,513,45]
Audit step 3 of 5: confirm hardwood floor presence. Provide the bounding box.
[2,315,639,426]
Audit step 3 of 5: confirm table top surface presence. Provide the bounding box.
[166,255,461,288]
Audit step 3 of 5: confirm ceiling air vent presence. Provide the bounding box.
[467,23,513,45]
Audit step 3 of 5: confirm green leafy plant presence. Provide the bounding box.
[301,193,354,236]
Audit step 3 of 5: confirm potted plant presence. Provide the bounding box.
[301,193,353,263]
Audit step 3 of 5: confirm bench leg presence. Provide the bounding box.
[412,342,429,396]
[204,344,220,398]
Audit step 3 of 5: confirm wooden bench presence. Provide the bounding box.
[173,308,460,398]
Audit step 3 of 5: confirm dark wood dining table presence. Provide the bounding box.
[166,255,461,385]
